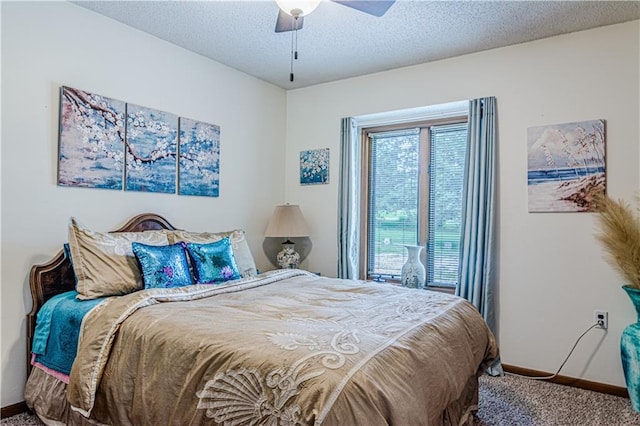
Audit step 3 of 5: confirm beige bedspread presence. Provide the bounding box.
[62,270,497,425]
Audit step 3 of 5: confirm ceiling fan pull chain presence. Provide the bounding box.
[289,14,295,81]
[289,14,301,82]
[294,18,299,60]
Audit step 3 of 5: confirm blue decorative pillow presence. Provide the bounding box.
[186,238,241,284]
[63,243,72,261]
[132,242,193,289]
[63,243,78,285]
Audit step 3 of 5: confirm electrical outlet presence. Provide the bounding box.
[595,310,608,329]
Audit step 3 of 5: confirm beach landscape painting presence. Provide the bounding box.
[527,119,605,212]
[57,86,125,190]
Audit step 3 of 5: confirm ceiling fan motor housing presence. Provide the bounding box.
[275,1,321,17]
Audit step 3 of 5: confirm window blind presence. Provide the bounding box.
[427,123,468,286]
[367,129,420,277]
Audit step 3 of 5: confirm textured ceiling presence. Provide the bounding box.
[73,0,640,90]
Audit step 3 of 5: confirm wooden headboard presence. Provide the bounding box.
[26,213,177,375]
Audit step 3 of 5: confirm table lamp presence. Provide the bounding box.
[264,204,309,268]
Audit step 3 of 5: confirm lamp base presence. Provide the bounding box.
[277,240,300,269]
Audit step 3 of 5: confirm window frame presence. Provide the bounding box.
[359,115,468,293]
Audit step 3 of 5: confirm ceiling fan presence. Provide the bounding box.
[274,1,396,82]
[274,0,396,33]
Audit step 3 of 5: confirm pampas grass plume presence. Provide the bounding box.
[594,195,640,289]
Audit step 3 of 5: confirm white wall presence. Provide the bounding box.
[2,1,638,409]
[1,2,286,406]
[285,22,640,387]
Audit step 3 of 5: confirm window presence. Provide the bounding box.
[361,118,468,288]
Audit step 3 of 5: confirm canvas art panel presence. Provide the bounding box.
[57,86,222,196]
[178,118,220,197]
[57,86,125,189]
[300,148,329,185]
[527,119,605,212]
[125,104,178,193]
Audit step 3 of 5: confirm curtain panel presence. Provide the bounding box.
[456,96,502,375]
[337,117,361,279]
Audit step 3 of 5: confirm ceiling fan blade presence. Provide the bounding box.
[275,9,305,33]
[331,0,395,17]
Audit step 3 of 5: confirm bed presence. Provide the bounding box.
[25,213,498,425]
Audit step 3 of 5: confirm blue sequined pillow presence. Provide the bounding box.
[132,242,193,289]
[185,238,241,284]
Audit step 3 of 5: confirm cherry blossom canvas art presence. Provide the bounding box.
[57,86,125,189]
[57,86,221,196]
[300,148,329,185]
[125,104,178,193]
[178,118,220,197]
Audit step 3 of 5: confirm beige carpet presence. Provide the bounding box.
[3,374,640,425]
[474,374,640,425]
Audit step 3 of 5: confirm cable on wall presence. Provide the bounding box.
[506,323,600,381]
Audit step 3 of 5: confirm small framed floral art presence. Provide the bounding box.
[300,148,329,185]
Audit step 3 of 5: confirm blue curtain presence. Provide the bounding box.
[337,117,361,279]
[456,96,503,376]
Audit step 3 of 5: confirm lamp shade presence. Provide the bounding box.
[275,0,321,17]
[264,204,310,238]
